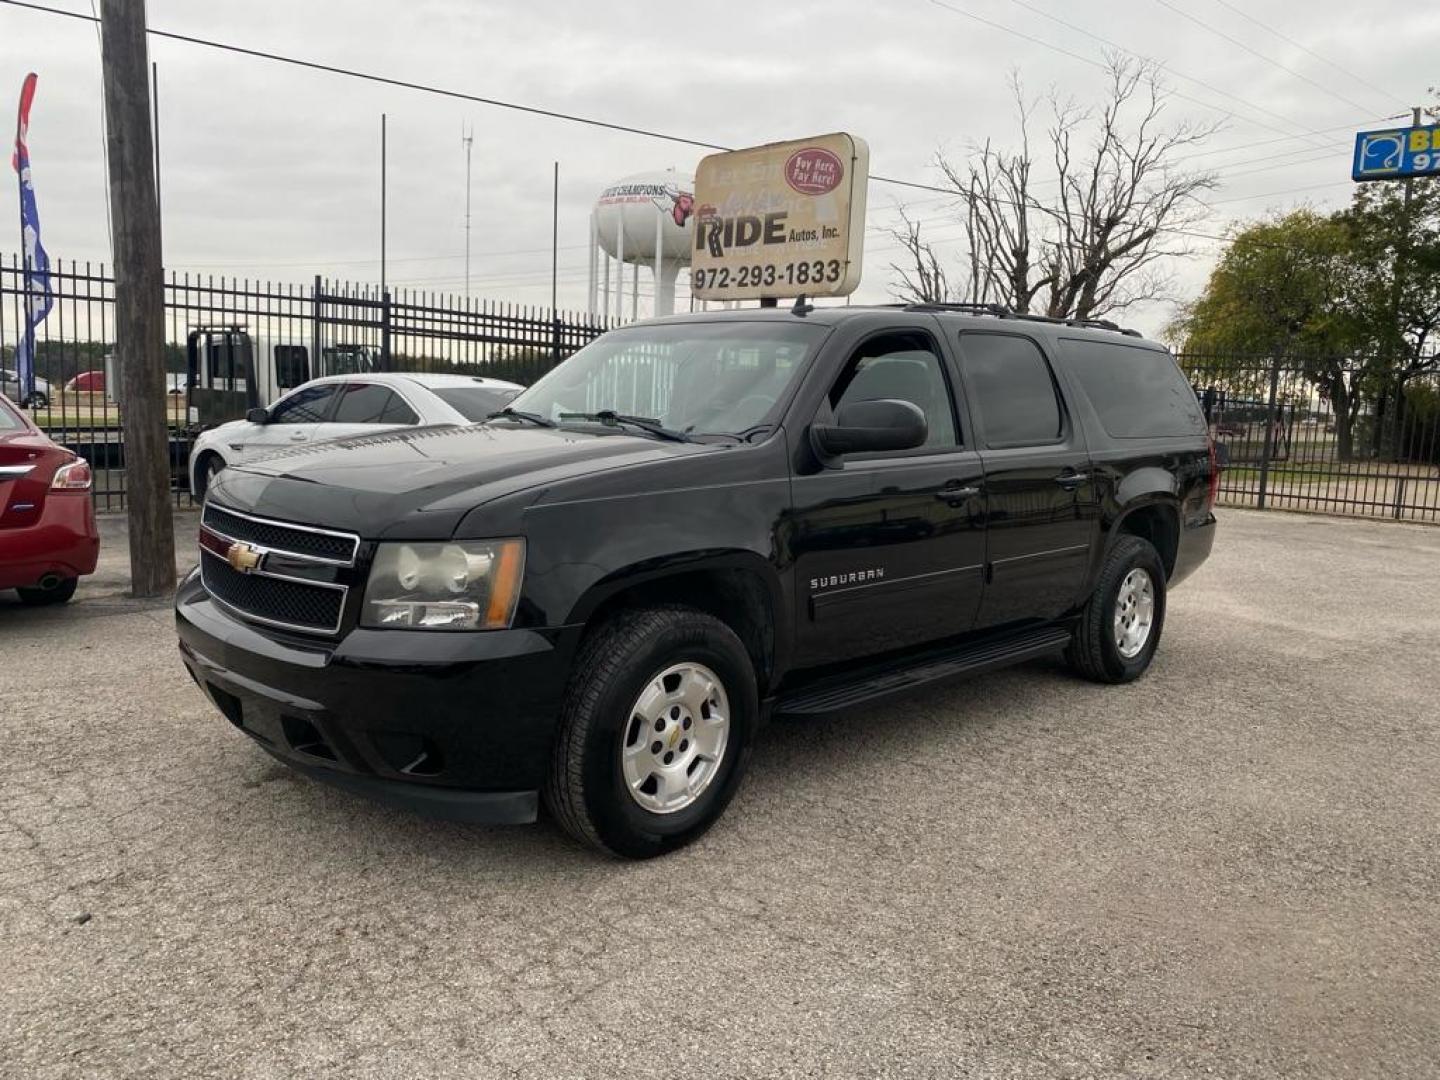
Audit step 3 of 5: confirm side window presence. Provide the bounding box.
[331,382,403,424]
[379,393,419,425]
[269,384,337,424]
[958,334,1063,448]
[1058,338,1207,438]
[828,331,958,450]
[274,346,310,390]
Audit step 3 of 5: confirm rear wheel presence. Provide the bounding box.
[17,577,78,606]
[1065,534,1166,684]
[544,605,758,858]
[20,390,48,409]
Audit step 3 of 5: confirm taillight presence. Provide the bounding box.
[1205,437,1220,511]
[51,459,93,491]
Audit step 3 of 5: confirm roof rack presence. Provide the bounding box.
[894,302,1143,337]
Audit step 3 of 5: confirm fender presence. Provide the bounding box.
[1087,468,1181,587]
[565,549,792,688]
[1109,465,1179,518]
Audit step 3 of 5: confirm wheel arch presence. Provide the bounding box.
[567,551,787,696]
[1109,497,1181,581]
[191,446,226,496]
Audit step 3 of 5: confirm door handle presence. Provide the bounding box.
[936,484,981,505]
[1054,470,1089,489]
[289,432,308,441]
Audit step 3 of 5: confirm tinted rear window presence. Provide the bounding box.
[433,386,520,422]
[1060,338,1206,438]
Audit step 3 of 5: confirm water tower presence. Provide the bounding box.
[589,169,694,320]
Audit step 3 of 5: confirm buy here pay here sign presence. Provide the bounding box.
[692,133,870,301]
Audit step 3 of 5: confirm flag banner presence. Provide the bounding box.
[13,72,52,404]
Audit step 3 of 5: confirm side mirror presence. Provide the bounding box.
[811,398,927,458]
[245,407,270,425]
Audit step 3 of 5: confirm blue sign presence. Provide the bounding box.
[1352,124,1440,181]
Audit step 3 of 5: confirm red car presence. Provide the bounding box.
[65,370,105,393]
[0,393,99,605]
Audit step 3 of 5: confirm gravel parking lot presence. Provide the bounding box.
[2,509,1438,1079]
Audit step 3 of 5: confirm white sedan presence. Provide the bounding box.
[188,372,523,498]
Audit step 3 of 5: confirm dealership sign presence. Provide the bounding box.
[1352,124,1440,181]
[692,132,869,301]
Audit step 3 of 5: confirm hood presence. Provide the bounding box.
[207,422,720,537]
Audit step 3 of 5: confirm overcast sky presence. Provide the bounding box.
[1,0,1435,336]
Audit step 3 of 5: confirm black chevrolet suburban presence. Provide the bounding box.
[176,303,1217,857]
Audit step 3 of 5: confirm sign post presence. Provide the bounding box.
[691,132,869,303]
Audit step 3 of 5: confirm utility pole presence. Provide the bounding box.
[380,113,388,367]
[380,113,387,296]
[100,0,174,597]
[462,125,473,296]
[1382,105,1425,459]
[151,60,161,257]
[550,161,558,313]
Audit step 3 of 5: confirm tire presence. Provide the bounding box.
[17,577,78,606]
[21,391,48,409]
[1065,534,1167,684]
[193,453,223,500]
[544,605,758,858]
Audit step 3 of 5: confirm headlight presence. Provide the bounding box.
[361,539,525,630]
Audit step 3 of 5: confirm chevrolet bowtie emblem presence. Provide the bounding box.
[225,542,263,574]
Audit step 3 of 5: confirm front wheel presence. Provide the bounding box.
[1065,534,1167,684]
[21,391,48,409]
[544,605,758,858]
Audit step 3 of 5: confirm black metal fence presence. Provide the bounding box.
[1181,352,1440,524]
[5,255,1438,526]
[0,255,607,509]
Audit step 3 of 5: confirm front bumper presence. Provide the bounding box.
[175,574,580,824]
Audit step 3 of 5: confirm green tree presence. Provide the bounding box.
[1342,173,1440,452]
[1173,209,1373,458]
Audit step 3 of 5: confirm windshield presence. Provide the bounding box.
[506,321,827,438]
[433,385,521,422]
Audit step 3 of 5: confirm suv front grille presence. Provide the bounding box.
[201,555,346,634]
[199,504,359,635]
[203,504,358,565]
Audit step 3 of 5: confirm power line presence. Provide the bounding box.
[986,0,1336,150]
[0,0,732,151]
[1149,0,1378,116]
[1205,0,1407,108]
[861,135,1358,220]
[926,0,1344,148]
[0,0,1396,265]
[2,0,1390,226]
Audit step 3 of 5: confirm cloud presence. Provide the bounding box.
[0,0,1428,334]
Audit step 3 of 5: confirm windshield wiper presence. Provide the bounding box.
[557,410,692,443]
[486,406,556,428]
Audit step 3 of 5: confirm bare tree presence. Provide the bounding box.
[938,73,1050,311]
[893,56,1219,322]
[887,206,951,303]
